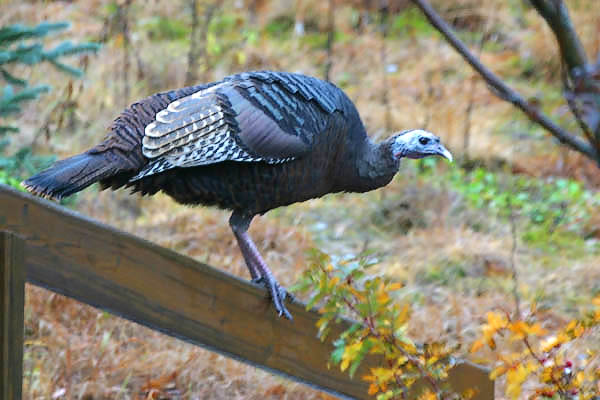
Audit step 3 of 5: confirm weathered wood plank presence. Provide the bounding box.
[1,231,25,400]
[0,184,494,399]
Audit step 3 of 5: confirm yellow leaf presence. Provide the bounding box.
[377,291,390,304]
[418,390,437,400]
[490,365,507,380]
[329,276,340,287]
[395,304,411,326]
[236,51,246,65]
[556,332,570,344]
[340,358,349,372]
[540,335,561,352]
[527,323,547,337]
[574,371,584,386]
[349,287,366,302]
[487,311,508,330]
[506,364,529,399]
[508,321,529,340]
[573,323,585,338]
[470,339,484,353]
[387,282,403,291]
[509,321,547,340]
[462,388,476,399]
[541,367,553,383]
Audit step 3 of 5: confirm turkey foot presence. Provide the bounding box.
[230,212,293,320]
[252,276,296,304]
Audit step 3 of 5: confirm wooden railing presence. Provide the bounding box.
[0,184,494,399]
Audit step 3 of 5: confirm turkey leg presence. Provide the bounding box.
[229,212,293,320]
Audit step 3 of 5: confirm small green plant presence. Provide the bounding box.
[141,16,190,41]
[390,6,436,37]
[0,22,99,189]
[263,15,295,39]
[417,159,600,252]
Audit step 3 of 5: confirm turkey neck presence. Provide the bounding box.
[344,138,399,193]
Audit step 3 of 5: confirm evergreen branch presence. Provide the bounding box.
[0,68,26,86]
[44,41,100,59]
[0,126,19,135]
[0,84,50,117]
[47,58,84,77]
[0,22,70,44]
[0,20,95,179]
[0,24,99,81]
[0,43,44,65]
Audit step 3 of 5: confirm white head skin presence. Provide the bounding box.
[390,129,453,162]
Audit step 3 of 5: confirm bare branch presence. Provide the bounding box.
[410,0,600,163]
[561,63,597,146]
[529,0,588,78]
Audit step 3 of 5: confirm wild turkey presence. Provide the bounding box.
[23,70,452,319]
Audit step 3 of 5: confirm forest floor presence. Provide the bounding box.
[3,0,600,399]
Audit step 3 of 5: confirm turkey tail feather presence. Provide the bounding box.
[22,152,119,200]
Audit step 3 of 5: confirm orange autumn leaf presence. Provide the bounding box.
[368,383,379,395]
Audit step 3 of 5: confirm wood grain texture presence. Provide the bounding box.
[1,231,25,400]
[0,184,494,399]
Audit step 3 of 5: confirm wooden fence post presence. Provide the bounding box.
[1,231,25,400]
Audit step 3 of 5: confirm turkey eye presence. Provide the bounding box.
[419,137,429,145]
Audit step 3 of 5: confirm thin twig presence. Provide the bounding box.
[507,197,521,318]
[410,0,600,163]
[522,336,568,398]
[380,3,392,132]
[560,61,599,149]
[324,0,335,81]
[120,0,132,108]
[185,0,200,86]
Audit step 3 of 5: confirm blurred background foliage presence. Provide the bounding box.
[0,21,99,188]
[1,0,599,398]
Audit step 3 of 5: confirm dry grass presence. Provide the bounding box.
[3,0,600,398]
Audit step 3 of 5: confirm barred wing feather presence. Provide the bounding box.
[130,72,340,181]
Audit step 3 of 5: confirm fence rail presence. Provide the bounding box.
[0,184,494,399]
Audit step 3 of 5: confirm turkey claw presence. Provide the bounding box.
[253,276,293,320]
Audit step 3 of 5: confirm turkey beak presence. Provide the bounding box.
[437,145,453,162]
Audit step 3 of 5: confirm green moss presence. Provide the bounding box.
[140,16,189,41]
[417,160,600,255]
[264,15,294,39]
[418,262,467,286]
[389,7,436,37]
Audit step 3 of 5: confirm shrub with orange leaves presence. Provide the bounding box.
[292,250,471,400]
[294,249,600,400]
[470,298,600,399]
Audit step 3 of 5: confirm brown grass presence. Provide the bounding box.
[4,0,600,398]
